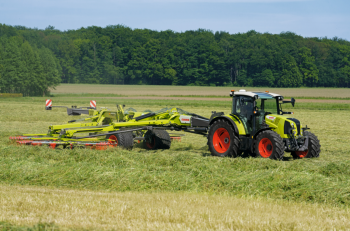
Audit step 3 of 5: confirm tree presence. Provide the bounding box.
[236,69,248,86]
[38,47,61,95]
[0,37,24,94]
[254,69,275,87]
[276,54,303,87]
[339,66,350,87]
[298,47,319,86]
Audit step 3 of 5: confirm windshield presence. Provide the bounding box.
[256,98,278,115]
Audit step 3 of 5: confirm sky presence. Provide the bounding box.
[0,0,349,40]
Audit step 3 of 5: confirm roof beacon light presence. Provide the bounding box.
[265,91,269,93]
[231,90,235,92]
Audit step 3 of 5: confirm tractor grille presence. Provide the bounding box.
[284,118,300,135]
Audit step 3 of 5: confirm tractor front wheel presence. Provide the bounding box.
[207,119,239,157]
[254,130,284,160]
[291,131,320,158]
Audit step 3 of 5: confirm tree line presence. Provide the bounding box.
[0,29,61,96]
[0,24,349,96]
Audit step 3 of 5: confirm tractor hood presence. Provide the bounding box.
[265,114,302,138]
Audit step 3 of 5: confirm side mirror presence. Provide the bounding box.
[282,98,296,107]
[291,97,295,107]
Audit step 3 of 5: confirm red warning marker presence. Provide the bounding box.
[45,99,52,110]
[90,100,96,109]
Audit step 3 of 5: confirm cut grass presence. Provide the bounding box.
[1,99,350,208]
[1,185,350,231]
[1,140,350,207]
[1,94,350,229]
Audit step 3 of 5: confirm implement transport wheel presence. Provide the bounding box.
[207,119,239,157]
[254,130,284,160]
[106,132,134,149]
[291,131,321,159]
[143,130,171,150]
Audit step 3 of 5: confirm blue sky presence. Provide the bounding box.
[0,0,349,40]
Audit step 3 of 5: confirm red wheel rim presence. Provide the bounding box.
[258,138,273,158]
[108,135,118,146]
[213,128,231,153]
[146,137,156,149]
[295,150,308,158]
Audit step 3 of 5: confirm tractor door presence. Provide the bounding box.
[255,99,265,130]
[254,98,279,131]
[232,96,254,134]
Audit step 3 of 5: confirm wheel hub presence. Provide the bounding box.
[258,138,273,158]
[266,144,272,151]
[212,127,231,153]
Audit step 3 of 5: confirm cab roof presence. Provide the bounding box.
[230,90,283,99]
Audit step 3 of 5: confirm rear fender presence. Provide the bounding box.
[253,127,272,140]
[209,116,239,136]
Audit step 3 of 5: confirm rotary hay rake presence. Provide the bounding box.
[10,100,210,150]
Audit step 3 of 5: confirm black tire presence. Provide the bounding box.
[143,130,171,150]
[207,119,239,157]
[106,132,134,149]
[291,131,321,159]
[254,130,284,160]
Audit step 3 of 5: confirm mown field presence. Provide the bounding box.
[52,84,350,99]
[1,85,350,230]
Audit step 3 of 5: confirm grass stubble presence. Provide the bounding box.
[1,185,350,231]
[1,87,350,230]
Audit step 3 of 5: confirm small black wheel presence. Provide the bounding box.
[291,131,321,159]
[143,130,171,150]
[254,130,284,160]
[207,119,239,157]
[106,132,134,149]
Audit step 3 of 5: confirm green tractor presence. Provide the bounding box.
[207,90,321,159]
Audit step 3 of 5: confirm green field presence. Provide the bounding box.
[52,84,350,99]
[1,85,350,230]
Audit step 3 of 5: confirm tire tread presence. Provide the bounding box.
[254,130,284,160]
[207,119,239,157]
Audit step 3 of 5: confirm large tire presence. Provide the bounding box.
[254,130,284,160]
[291,131,321,159]
[207,119,239,157]
[106,132,134,149]
[143,130,171,150]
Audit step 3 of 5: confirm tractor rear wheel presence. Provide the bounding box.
[254,130,284,160]
[207,119,239,157]
[143,130,171,150]
[291,131,320,158]
[106,132,134,149]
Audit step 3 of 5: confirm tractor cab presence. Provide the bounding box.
[230,89,284,135]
